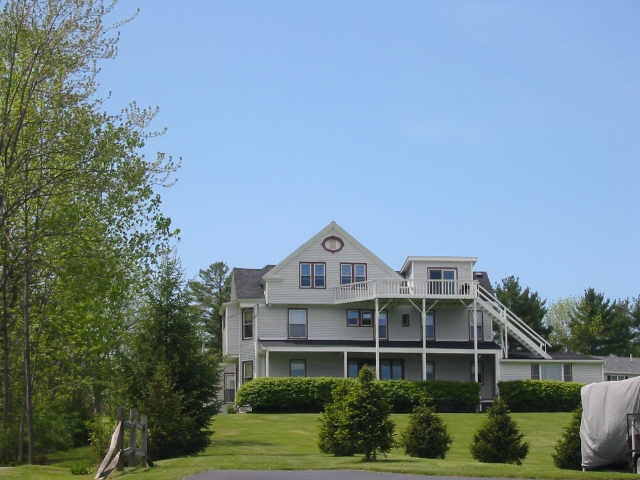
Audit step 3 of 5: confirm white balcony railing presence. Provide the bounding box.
[335,278,477,302]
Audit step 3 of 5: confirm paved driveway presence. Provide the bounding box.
[187,470,536,480]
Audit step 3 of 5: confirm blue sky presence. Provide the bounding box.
[101,1,639,304]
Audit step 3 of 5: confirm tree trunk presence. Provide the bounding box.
[23,260,33,464]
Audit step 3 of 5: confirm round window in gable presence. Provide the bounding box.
[322,236,344,253]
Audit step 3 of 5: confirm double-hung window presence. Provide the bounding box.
[290,359,306,377]
[242,361,253,384]
[288,309,308,338]
[242,309,254,340]
[299,262,325,288]
[563,363,573,382]
[340,263,367,284]
[378,311,388,340]
[425,312,435,340]
[531,363,540,380]
[347,310,360,327]
[359,311,373,327]
[380,359,403,380]
[468,310,484,341]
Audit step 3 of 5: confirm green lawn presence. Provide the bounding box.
[1,412,637,480]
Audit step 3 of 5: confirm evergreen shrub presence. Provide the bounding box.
[552,406,583,469]
[402,396,452,458]
[470,398,529,464]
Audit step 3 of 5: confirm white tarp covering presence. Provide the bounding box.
[580,376,640,469]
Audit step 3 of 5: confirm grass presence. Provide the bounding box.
[0,412,637,480]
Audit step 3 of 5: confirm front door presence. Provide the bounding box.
[224,373,236,403]
[479,358,495,400]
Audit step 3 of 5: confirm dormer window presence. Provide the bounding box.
[299,262,325,289]
[340,263,367,284]
[428,268,456,294]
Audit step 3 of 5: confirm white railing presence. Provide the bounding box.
[477,284,551,359]
[335,278,476,302]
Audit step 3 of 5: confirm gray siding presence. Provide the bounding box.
[573,363,603,383]
[500,362,532,381]
[410,260,474,284]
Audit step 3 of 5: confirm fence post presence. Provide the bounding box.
[116,408,125,470]
[128,408,138,467]
[140,414,149,467]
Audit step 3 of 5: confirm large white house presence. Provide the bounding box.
[220,222,603,405]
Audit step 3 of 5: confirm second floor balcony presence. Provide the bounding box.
[335,278,477,303]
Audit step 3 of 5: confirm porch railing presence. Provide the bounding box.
[335,278,477,302]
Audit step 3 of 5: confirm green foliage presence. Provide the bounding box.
[237,377,479,413]
[70,462,93,475]
[318,383,356,456]
[496,276,549,350]
[237,377,354,413]
[569,288,635,356]
[345,367,395,461]
[317,368,394,461]
[545,297,578,351]
[552,406,583,469]
[402,396,452,458]
[124,258,220,460]
[499,380,582,412]
[471,398,529,464]
[88,415,114,464]
[187,262,231,352]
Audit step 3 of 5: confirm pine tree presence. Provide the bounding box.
[470,398,528,464]
[402,396,451,458]
[552,406,583,469]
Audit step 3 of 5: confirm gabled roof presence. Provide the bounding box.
[231,265,274,300]
[263,221,401,280]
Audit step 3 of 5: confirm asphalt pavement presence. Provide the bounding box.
[186,470,537,480]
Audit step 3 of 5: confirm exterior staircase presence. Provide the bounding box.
[476,284,551,359]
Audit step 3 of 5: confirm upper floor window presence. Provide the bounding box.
[428,268,456,294]
[468,310,484,341]
[340,263,367,284]
[242,308,254,340]
[360,310,373,327]
[299,262,325,289]
[288,308,308,338]
[425,312,435,340]
[563,363,573,382]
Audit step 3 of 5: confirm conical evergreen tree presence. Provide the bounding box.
[402,395,451,458]
[470,398,528,464]
[552,406,583,469]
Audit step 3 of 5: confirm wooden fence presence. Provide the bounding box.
[95,407,152,479]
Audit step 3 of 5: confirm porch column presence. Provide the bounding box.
[254,305,259,378]
[375,298,380,380]
[473,300,478,383]
[494,351,501,396]
[344,351,348,378]
[265,350,270,377]
[421,298,427,381]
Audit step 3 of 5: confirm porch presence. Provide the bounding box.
[335,278,477,304]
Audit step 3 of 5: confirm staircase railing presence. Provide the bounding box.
[477,284,551,359]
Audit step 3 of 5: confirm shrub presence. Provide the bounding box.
[402,396,452,458]
[237,377,354,413]
[499,380,582,412]
[552,406,583,469]
[317,367,394,461]
[238,377,479,413]
[88,415,114,463]
[470,398,529,464]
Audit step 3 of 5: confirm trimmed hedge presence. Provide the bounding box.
[499,380,583,412]
[236,377,480,413]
